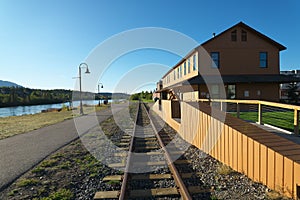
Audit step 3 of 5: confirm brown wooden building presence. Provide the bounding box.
[157,22,299,102]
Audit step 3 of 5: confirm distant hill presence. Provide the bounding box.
[0,80,21,87]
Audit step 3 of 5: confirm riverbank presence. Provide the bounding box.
[0,105,107,140]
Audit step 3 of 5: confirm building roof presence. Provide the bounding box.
[201,21,287,51]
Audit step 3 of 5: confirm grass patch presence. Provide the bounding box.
[266,190,286,200]
[32,166,46,174]
[106,180,121,185]
[16,178,39,187]
[7,189,18,196]
[0,105,109,140]
[40,159,58,168]
[141,99,154,103]
[51,153,64,159]
[56,161,72,170]
[230,111,294,132]
[216,163,233,175]
[40,188,73,200]
[0,110,74,140]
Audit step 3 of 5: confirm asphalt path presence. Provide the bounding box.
[0,104,126,191]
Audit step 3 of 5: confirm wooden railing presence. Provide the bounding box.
[197,99,300,135]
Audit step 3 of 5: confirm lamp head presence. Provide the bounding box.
[85,67,90,74]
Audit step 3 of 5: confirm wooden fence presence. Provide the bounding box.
[152,100,300,199]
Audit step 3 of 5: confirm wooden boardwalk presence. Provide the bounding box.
[253,122,300,146]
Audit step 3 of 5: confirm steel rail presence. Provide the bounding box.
[142,103,192,200]
[118,102,140,200]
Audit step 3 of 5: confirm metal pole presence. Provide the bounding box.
[98,83,103,107]
[98,84,100,106]
[79,66,83,115]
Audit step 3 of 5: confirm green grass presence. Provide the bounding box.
[106,180,121,185]
[40,159,59,168]
[32,166,46,174]
[216,163,233,175]
[130,99,154,103]
[16,178,39,187]
[231,111,294,132]
[8,189,19,196]
[40,188,73,200]
[141,99,154,103]
[0,105,108,140]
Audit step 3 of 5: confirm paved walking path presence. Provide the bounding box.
[0,104,126,190]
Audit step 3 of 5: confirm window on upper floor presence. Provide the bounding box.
[242,30,247,41]
[177,68,179,79]
[259,52,268,68]
[193,54,197,71]
[179,65,182,78]
[211,52,220,68]
[231,30,237,41]
[188,58,191,73]
[184,62,186,75]
[174,70,176,80]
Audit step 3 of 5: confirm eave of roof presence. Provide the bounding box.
[186,74,300,85]
[157,74,300,93]
[161,48,197,79]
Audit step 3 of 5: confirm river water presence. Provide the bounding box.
[0,100,113,118]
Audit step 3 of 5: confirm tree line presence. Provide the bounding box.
[0,87,73,107]
[0,87,122,108]
[130,91,153,101]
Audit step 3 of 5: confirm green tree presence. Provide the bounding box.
[287,82,299,104]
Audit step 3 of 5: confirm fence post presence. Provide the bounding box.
[294,109,299,135]
[258,103,262,125]
[237,103,240,118]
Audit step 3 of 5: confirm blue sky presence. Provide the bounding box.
[0,0,299,93]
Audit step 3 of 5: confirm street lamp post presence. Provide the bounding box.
[78,63,90,115]
[98,83,103,106]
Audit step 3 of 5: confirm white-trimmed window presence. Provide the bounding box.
[179,65,182,78]
[193,54,197,71]
[211,52,220,68]
[174,70,176,80]
[188,58,191,73]
[259,52,268,68]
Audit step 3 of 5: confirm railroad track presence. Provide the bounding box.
[94,102,209,199]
